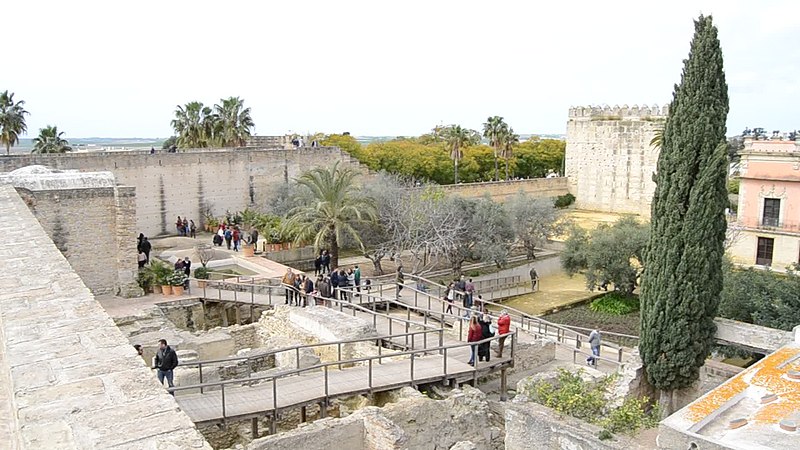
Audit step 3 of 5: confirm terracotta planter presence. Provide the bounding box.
[161,285,173,295]
[153,285,163,294]
[242,245,255,257]
[173,285,184,296]
[197,280,208,289]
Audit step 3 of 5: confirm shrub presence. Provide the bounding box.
[589,292,640,315]
[194,266,210,280]
[727,178,740,194]
[528,368,660,438]
[167,270,188,286]
[136,269,155,292]
[149,259,173,286]
[554,193,576,209]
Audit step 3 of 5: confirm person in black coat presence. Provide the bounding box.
[477,314,494,362]
[154,339,179,394]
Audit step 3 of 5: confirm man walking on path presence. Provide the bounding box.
[396,264,405,298]
[154,339,179,394]
[282,268,296,305]
[586,329,601,366]
[354,265,361,297]
[529,267,539,291]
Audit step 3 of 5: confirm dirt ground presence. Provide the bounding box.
[497,271,598,316]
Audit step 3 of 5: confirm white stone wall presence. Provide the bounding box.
[565,105,666,216]
[0,185,210,449]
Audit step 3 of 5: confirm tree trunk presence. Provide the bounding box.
[5,143,9,156]
[658,390,677,418]
[454,159,459,184]
[493,147,499,181]
[505,157,510,181]
[329,230,339,270]
[372,258,383,275]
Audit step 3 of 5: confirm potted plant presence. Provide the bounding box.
[206,217,219,233]
[136,268,155,293]
[150,259,173,295]
[194,266,210,288]
[169,270,188,296]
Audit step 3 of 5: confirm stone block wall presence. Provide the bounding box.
[441,177,569,202]
[565,104,666,216]
[14,185,140,297]
[0,147,368,238]
[0,185,210,449]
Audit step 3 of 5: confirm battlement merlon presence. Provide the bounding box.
[568,104,670,119]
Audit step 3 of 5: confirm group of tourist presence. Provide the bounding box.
[211,223,258,252]
[175,216,197,238]
[137,233,152,268]
[281,260,370,307]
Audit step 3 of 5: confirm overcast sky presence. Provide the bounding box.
[4,0,799,138]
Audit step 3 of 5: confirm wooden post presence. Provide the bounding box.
[268,415,277,435]
[500,368,508,402]
[300,406,307,423]
[251,417,259,439]
[319,401,328,418]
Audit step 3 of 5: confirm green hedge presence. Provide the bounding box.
[554,193,575,208]
[589,292,640,315]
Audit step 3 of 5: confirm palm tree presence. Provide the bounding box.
[482,116,509,181]
[171,102,216,148]
[650,125,664,149]
[446,125,471,184]
[31,125,71,154]
[0,91,29,155]
[501,128,519,180]
[214,97,255,147]
[283,162,376,269]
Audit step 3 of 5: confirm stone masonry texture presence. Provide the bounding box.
[565,105,667,216]
[0,147,568,238]
[0,185,211,450]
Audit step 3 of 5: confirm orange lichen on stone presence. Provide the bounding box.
[686,376,748,422]
[685,347,800,424]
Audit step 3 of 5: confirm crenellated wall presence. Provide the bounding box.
[565,104,667,216]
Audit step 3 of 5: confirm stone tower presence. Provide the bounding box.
[564,104,667,217]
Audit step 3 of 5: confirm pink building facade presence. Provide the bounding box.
[730,137,800,270]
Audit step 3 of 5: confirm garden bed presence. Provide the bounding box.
[542,304,640,342]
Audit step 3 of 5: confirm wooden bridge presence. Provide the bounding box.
[171,328,515,436]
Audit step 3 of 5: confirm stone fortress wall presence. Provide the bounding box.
[1,167,140,297]
[0,147,366,238]
[565,104,667,216]
[0,184,210,449]
[0,146,569,238]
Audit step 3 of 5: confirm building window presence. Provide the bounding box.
[762,198,780,227]
[756,237,774,266]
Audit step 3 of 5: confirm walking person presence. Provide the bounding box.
[396,264,405,298]
[321,250,331,273]
[465,278,475,309]
[224,228,232,250]
[314,252,322,276]
[282,268,296,305]
[478,313,494,362]
[354,265,361,297]
[339,268,350,301]
[302,275,314,307]
[153,339,179,394]
[467,315,482,366]
[496,310,511,357]
[456,275,467,308]
[138,250,147,268]
[587,329,601,366]
[232,227,241,252]
[330,268,340,301]
[141,237,152,264]
[189,220,197,239]
[529,267,539,291]
[182,218,189,237]
[443,282,455,314]
[176,216,184,236]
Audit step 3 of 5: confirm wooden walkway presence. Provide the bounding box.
[175,349,512,425]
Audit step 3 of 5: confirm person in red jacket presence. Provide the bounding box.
[496,310,511,357]
[467,315,482,366]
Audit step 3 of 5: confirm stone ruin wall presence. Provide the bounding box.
[565,104,667,217]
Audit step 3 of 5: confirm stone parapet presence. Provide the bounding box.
[0,185,210,449]
[569,104,669,119]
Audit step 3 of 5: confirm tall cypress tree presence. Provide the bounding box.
[639,15,729,413]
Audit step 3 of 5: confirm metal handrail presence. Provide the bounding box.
[167,332,516,398]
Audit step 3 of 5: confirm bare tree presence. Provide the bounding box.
[196,244,216,268]
[506,192,570,259]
